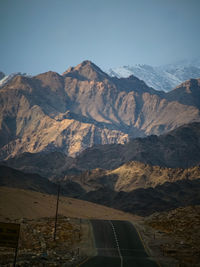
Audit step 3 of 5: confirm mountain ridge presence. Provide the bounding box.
[81,178,200,216]
[108,61,200,92]
[74,122,200,170]
[60,161,200,194]
[1,162,200,217]
[3,122,200,179]
[0,61,200,160]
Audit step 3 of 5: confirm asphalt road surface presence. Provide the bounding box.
[80,219,160,267]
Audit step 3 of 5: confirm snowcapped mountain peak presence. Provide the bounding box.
[107,59,200,92]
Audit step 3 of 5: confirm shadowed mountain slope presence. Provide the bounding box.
[74,122,200,170]
[0,165,85,197]
[167,78,200,108]
[2,151,73,179]
[0,165,57,194]
[82,179,200,216]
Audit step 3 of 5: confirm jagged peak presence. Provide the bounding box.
[62,60,109,81]
[34,71,64,90]
[181,78,200,86]
[64,60,98,72]
[35,71,62,79]
[78,60,94,67]
[172,78,200,92]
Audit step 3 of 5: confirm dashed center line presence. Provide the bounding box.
[109,220,123,267]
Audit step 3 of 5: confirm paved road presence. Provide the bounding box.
[80,219,160,267]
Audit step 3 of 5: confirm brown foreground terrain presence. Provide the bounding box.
[0,187,139,266]
[0,187,139,221]
[0,187,199,266]
[145,205,200,267]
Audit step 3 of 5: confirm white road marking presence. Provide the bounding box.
[109,220,123,267]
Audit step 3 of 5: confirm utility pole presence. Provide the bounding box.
[53,183,60,241]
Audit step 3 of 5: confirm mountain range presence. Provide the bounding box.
[73,122,200,170]
[1,59,200,217]
[108,60,200,92]
[1,162,200,216]
[82,178,200,216]
[0,60,200,160]
[3,122,200,183]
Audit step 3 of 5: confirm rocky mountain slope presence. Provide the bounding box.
[2,151,73,179]
[74,122,200,170]
[4,122,200,217]
[167,78,200,108]
[1,163,200,217]
[58,157,200,216]
[82,178,200,216]
[61,162,200,193]
[0,165,86,197]
[146,205,200,266]
[0,72,29,88]
[3,122,200,178]
[108,61,200,92]
[0,165,57,194]
[0,60,200,160]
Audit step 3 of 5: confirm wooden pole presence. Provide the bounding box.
[13,225,20,267]
[13,245,18,267]
[53,184,60,241]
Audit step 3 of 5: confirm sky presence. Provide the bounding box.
[1,0,200,75]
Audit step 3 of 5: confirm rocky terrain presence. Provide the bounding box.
[1,162,200,217]
[0,216,83,267]
[0,60,200,160]
[72,121,200,170]
[0,72,28,85]
[1,187,199,266]
[2,121,200,218]
[81,178,200,216]
[3,122,200,180]
[168,78,200,108]
[145,205,200,266]
[61,162,200,193]
[1,60,200,266]
[0,187,139,266]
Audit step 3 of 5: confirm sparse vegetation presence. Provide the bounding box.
[0,216,83,266]
[145,206,200,266]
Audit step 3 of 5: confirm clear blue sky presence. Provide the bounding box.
[1,0,200,75]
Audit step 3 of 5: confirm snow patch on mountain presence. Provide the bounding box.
[0,73,30,88]
[108,60,200,92]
